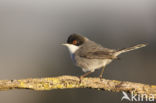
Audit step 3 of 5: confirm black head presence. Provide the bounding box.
[67,34,86,46]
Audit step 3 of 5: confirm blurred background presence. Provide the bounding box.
[0,0,156,103]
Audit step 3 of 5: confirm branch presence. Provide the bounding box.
[0,75,155,99]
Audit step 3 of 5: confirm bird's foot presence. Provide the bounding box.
[99,75,103,81]
[79,76,84,83]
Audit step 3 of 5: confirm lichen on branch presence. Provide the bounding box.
[0,75,155,99]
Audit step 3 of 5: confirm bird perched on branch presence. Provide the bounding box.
[63,33,147,80]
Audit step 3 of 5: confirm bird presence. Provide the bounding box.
[62,33,147,79]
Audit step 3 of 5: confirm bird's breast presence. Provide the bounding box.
[70,53,76,63]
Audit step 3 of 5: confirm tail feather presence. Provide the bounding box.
[114,43,148,56]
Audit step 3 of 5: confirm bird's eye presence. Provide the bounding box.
[72,40,78,45]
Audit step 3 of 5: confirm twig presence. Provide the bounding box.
[0,75,155,99]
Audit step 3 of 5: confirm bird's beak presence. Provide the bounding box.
[62,43,68,46]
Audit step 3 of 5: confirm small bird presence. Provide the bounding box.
[63,33,147,79]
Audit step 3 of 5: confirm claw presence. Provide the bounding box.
[99,75,103,81]
[79,76,84,83]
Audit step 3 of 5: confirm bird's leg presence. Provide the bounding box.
[99,67,105,79]
[80,71,92,81]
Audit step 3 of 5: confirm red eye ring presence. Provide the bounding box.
[73,40,78,45]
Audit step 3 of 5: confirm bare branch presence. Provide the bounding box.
[0,75,155,99]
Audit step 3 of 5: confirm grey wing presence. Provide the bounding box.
[79,50,116,59]
[77,41,116,59]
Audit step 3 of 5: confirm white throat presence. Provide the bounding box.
[64,44,79,54]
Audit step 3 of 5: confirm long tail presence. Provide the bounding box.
[114,43,148,56]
